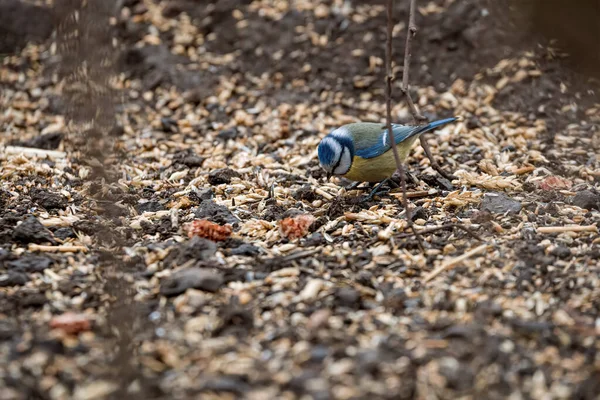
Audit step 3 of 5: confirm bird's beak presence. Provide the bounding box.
[326,172,332,180]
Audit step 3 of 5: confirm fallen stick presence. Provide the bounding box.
[40,216,80,228]
[537,225,598,234]
[29,244,88,253]
[512,165,536,175]
[315,187,335,201]
[3,146,67,159]
[424,243,489,283]
[390,189,438,199]
[386,0,424,252]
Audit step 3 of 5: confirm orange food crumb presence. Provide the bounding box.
[279,214,315,240]
[538,176,572,191]
[49,312,91,335]
[186,219,232,241]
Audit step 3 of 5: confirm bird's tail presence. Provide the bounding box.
[413,116,460,136]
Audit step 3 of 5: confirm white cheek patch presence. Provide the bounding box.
[333,147,352,175]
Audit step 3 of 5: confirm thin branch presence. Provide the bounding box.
[386,0,424,252]
[400,0,426,123]
[396,223,485,242]
[385,0,477,254]
[385,0,404,176]
[424,244,489,283]
[400,0,455,182]
[419,136,457,181]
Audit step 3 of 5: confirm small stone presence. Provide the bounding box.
[136,200,165,213]
[550,246,571,259]
[0,272,29,287]
[383,287,406,310]
[302,232,324,247]
[180,156,205,168]
[571,190,600,211]
[293,185,318,202]
[165,236,217,267]
[0,0,54,53]
[19,292,47,308]
[12,216,55,244]
[30,188,67,210]
[480,192,522,215]
[309,345,329,362]
[336,287,360,307]
[0,319,17,340]
[200,376,250,395]
[7,254,53,272]
[160,117,178,133]
[229,243,260,256]
[194,188,214,201]
[53,227,76,240]
[194,199,237,225]
[217,127,239,141]
[160,268,224,296]
[26,132,64,150]
[208,168,240,185]
[471,210,493,224]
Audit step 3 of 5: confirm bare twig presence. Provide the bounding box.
[424,244,489,283]
[396,223,485,242]
[419,136,456,180]
[385,0,403,178]
[399,0,455,181]
[390,189,438,198]
[39,216,80,227]
[386,0,424,252]
[400,0,426,123]
[3,146,67,159]
[28,244,88,253]
[537,225,598,234]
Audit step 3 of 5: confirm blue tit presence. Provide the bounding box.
[317,117,458,183]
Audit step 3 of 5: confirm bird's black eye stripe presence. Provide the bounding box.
[332,145,347,173]
[332,155,342,173]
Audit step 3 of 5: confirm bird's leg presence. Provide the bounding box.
[344,181,363,191]
[387,178,400,189]
[365,179,391,201]
[419,135,456,182]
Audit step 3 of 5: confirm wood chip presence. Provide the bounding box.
[536,225,598,234]
[424,244,489,283]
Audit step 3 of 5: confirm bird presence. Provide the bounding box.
[317,117,459,197]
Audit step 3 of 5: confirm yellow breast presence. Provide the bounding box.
[342,137,418,182]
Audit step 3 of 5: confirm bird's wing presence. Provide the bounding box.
[348,123,385,150]
[354,118,457,160]
[354,124,420,159]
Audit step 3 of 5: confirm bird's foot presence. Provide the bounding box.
[364,179,391,201]
[344,181,363,191]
